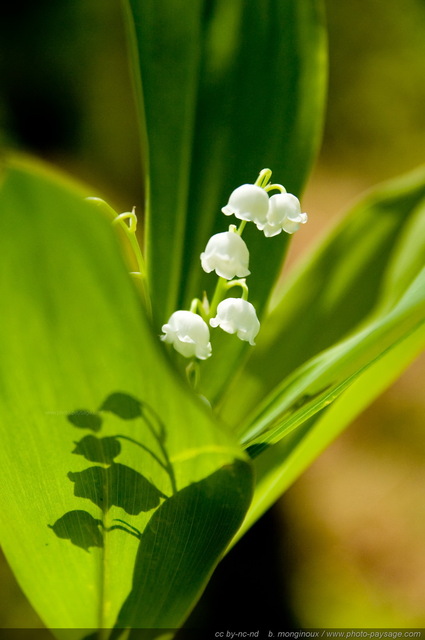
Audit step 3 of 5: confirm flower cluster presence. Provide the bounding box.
[222,184,307,237]
[161,169,307,364]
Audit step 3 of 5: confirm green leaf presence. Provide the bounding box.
[114,460,250,630]
[123,0,205,326]
[219,165,425,428]
[242,264,425,449]
[235,320,425,540]
[0,158,252,633]
[124,0,327,344]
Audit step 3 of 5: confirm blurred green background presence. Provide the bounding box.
[1,0,425,629]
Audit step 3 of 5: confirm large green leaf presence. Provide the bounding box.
[124,0,327,349]
[219,166,425,428]
[0,158,252,633]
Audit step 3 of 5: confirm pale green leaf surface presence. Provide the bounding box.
[219,166,425,427]
[241,264,425,449]
[235,320,425,541]
[0,159,252,633]
[378,197,425,311]
[125,0,327,402]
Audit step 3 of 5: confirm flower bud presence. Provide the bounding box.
[161,311,212,359]
[210,298,260,345]
[221,184,269,226]
[259,192,308,237]
[200,231,250,280]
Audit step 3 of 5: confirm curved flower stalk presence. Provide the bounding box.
[88,198,152,316]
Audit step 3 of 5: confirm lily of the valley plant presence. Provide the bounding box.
[1,0,425,637]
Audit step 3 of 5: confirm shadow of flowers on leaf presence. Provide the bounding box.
[100,392,142,420]
[49,392,173,552]
[68,463,167,514]
[73,435,121,464]
[67,410,103,431]
[48,391,252,634]
[48,510,104,551]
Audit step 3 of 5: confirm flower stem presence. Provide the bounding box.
[237,220,247,236]
[86,198,152,316]
[186,359,201,391]
[265,183,286,194]
[227,278,249,300]
[208,277,229,319]
[112,209,147,280]
[255,168,272,189]
[189,297,208,322]
[117,216,152,318]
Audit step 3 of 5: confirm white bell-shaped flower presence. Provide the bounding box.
[259,192,308,237]
[161,310,212,359]
[210,298,260,345]
[200,231,250,280]
[221,184,270,226]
